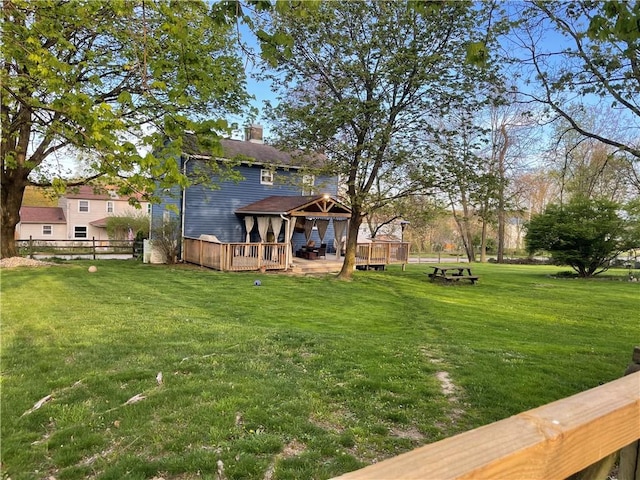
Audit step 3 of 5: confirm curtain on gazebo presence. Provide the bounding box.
[244,216,254,243]
[304,218,315,244]
[271,216,283,242]
[288,217,298,265]
[288,217,297,243]
[315,218,330,244]
[333,219,347,258]
[257,216,270,243]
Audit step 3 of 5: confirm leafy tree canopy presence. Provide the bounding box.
[1,0,250,257]
[503,1,640,161]
[258,0,490,277]
[525,197,640,277]
[106,213,150,240]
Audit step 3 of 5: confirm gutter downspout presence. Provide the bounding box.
[281,213,290,272]
[180,156,191,262]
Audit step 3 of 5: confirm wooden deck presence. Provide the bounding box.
[182,237,409,273]
[290,254,344,274]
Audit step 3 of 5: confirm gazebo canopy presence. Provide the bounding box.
[235,195,351,218]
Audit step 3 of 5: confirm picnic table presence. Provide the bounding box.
[428,265,479,284]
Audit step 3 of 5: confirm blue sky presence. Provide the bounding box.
[229,22,277,140]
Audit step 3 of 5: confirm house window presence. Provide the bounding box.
[74,226,87,238]
[302,175,315,195]
[78,200,89,213]
[260,169,274,185]
[42,225,52,236]
[147,204,151,214]
[106,201,114,213]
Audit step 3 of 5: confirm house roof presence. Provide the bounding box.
[64,185,146,202]
[235,195,351,218]
[183,134,323,168]
[90,217,109,228]
[19,206,66,224]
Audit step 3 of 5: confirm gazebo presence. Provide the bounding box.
[181,194,408,272]
[235,194,352,266]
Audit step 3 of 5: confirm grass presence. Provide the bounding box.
[1,261,638,480]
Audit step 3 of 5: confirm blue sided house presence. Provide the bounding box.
[151,126,352,268]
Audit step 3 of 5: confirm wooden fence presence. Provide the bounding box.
[183,237,410,272]
[17,236,138,259]
[333,347,640,480]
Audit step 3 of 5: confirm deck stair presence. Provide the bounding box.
[288,257,343,274]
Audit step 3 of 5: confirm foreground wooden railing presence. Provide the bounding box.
[333,348,640,480]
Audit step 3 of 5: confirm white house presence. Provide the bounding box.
[16,206,67,240]
[17,186,149,241]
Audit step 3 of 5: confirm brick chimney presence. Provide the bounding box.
[244,124,264,144]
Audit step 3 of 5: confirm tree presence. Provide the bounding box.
[486,96,542,262]
[106,213,150,240]
[546,108,639,204]
[525,197,639,277]
[150,215,181,264]
[1,0,249,258]
[511,169,560,218]
[259,1,478,279]
[362,195,445,250]
[393,195,448,255]
[432,106,494,263]
[503,1,640,162]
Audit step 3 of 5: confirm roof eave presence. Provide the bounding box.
[184,153,303,171]
[236,210,289,216]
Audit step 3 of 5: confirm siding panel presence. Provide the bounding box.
[152,156,342,247]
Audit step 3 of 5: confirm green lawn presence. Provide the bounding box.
[1,261,638,480]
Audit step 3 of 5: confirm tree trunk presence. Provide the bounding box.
[451,194,476,263]
[337,211,363,280]
[1,171,28,258]
[496,124,508,263]
[480,216,487,263]
[497,202,505,262]
[463,221,475,263]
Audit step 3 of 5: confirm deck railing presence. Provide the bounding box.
[355,242,409,267]
[183,238,288,271]
[183,237,410,272]
[333,348,640,480]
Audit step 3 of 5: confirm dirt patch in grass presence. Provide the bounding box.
[434,370,465,433]
[435,371,457,399]
[389,426,425,441]
[263,439,307,480]
[280,439,306,458]
[421,348,466,432]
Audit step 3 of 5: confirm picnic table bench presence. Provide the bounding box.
[428,265,479,284]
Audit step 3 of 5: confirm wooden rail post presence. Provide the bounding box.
[333,355,640,480]
[28,235,34,259]
[92,237,96,260]
[571,346,640,480]
[619,346,640,480]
